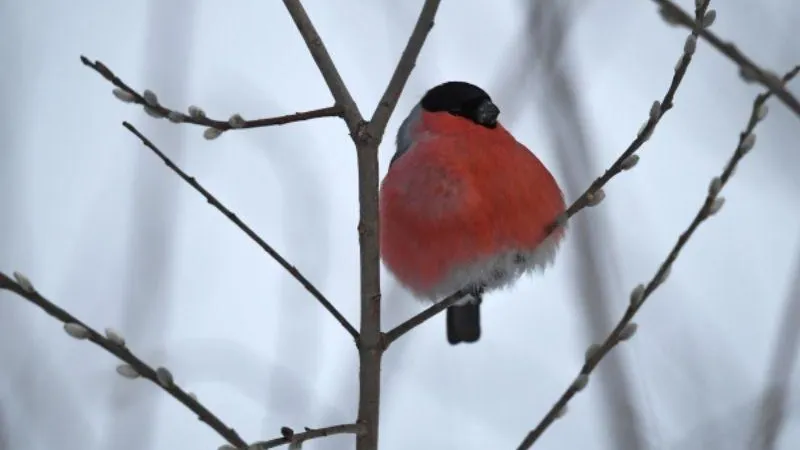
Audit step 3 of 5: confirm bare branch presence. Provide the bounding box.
[515,65,800,450]
[250,423,364,449]
[383,288,466,347]
[0,271,248,449]
[80,56,343,132]
[554,0,711,231]
[281,0,364,134]
[368,0,441,136]
[122,121,360,342]
[652,0,800,119]
[277,2,443,449]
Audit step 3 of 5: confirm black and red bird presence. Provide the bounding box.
[380,81,566,345]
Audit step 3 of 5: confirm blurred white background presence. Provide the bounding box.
[1,0,800,449]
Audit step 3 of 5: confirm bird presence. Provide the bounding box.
[379,81,567,345]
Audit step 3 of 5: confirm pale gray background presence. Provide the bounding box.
[1,0,800,449]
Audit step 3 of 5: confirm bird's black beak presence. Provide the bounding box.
[474,99,499,128]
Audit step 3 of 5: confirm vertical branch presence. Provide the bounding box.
[355,4,441,449]
[281,2,440,449]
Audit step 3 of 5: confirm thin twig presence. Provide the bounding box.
[122,121,359,342]
[652,0,800,119]
[80,56,343,131]
[516,64,800,450]
[383,288,466,347]
[281,0,364,134]
[555,0,710,229]
[367,0,441,136]
[250,423,364,449]
[0,271,248,449]
[383,0,710,344]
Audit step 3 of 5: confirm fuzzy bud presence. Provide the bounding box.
[739,134,756,153]
[630,284,645,306]
[203,128,223,140]
[12,271,35,293]
[64,322,90,340]
[708,177,722,197]
[684,36,697,56]
[658,6,681,26]
[104,328,126,346]
[701,10,717,27]
[739,65,759,83]
[755,104,769,121]
[708,197,725,216]
[638,121,654,141]
[112,88,136,103]
[649,101,662,120]
[188,105,206,119]
[143,106,165,119]
[621,154,640,171]
[585,343,600,362]
[156,367,174,387]
[619,323,638,341]
[116,364,140,379]
[586,189,606,207]
[142,90,159,107]
[572,374,589,392]
[167,111,186,123]
[228,114,246,129]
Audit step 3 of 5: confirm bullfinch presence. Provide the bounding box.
[379,81,566,345]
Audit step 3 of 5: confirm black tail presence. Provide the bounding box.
[446,293,482,345]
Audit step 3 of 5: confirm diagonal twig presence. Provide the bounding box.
[122,121,359,342]
[0,271,248,448]
[80,56,343,132]
[250,424,364,449]
[367,0,441,137]
[652,0,800,119]
[281,0,365,135]
[553,0,710,230]
[515,64,800,450]
[384,0,711,345]
[383,288,466,347]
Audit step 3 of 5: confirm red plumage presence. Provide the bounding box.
[380,110,566,301]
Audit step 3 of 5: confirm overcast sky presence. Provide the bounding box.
[2,1,800,449]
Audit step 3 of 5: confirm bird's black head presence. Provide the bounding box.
[420,81,499,128]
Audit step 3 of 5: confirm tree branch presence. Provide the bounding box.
[122,121,359,342]
[80,56,343,132]
[281,2,441,450]
[368,0,441,136]
[554,0,711,230]
[0,271,248,449]
[652,0,800,119]
[281,0,364,134]
[250,423,364,449]
[383,288,466,347]
[516,64,800,450]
